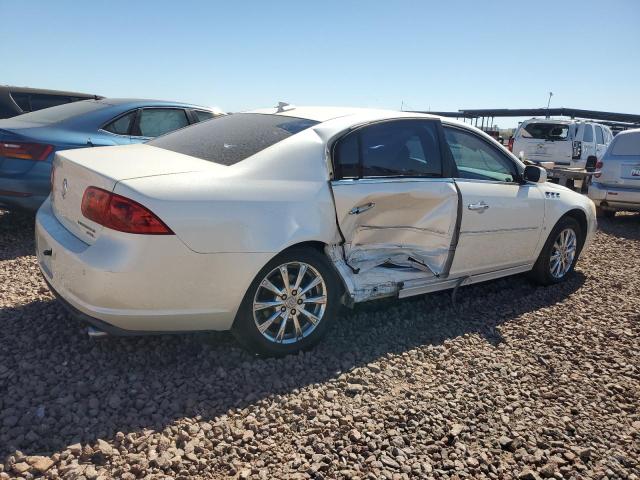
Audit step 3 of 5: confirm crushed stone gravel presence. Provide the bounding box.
[0,208,638,479]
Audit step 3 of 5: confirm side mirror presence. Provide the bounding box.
[523,165,547,184]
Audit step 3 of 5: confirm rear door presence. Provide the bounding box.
[442,125,545,276]
[514,121,572,164]
[595,124,607,159]
[330,119,459,276]
[580,124,596,162]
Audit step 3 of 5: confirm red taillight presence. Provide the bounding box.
[81,187,173,235]
[507,137,514,152]
[0,142,53,161]
[594,160,604,178]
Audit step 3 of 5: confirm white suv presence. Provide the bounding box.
[511,119,613,169]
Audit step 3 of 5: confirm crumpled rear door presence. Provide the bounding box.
[331,178,459,276]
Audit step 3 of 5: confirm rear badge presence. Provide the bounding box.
[62,178,69,199]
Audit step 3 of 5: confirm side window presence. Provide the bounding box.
[137,108,189,137]
[333,120,442,179]
[103,111,137,135]
[29,94,71,111]
[10,92,31,111]
[444,127,516,182]
[595,125,605,145]
[193,110,214,123]
[582,124,594,143]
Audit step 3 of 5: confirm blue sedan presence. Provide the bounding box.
[0,98,219,210]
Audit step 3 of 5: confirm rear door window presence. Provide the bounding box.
[595,125,605,144]
[333,120,443,179]
[148,113,319,165]
[103,110,137,135]
[193,110,214,122]
[582,124,594,143]
[136,108,189,137]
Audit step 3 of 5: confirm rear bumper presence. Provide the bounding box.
[0,162,51,211]
[588,182,640,210]
[35,198,272,333]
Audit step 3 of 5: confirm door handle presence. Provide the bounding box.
[468,201,489,212]
[349,202,375,215]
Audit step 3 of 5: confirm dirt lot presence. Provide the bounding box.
[0,209,638,479]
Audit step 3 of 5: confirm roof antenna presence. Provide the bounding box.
[276,101,292,113]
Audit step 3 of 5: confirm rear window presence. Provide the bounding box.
[520,123,570,140]
[148,113,319,166]
[13,100,106,124]
[611,133,640,156]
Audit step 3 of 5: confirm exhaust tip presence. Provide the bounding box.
[87,326,108,338]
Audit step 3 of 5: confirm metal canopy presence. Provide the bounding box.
[414,107,640,128]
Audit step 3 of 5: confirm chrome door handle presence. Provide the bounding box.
[468,201,489,212]
[349,202,375,215]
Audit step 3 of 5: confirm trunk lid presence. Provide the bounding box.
[51,144,213,244]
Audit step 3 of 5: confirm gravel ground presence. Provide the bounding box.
[0,208,638,480]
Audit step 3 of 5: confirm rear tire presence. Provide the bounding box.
[529,217,583,286]
[231,248,341,357]
[596,206,615,218]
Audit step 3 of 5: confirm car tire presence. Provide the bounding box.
[231,247,341,357]
[596,206,615,218]
[529,216,583,286]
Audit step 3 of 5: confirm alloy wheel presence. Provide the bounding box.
[252,261,328,344]
[549,228,577,279]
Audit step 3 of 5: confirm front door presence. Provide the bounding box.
[442,125,546,277]
[330,119,459,276]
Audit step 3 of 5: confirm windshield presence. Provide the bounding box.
[12,100,106,124]
[148,113,319,166]
[521,122,570,141]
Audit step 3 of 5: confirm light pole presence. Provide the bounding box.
[546,91,553,118]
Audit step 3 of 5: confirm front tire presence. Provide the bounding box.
[231,248,341,356]
[529,217,583,286]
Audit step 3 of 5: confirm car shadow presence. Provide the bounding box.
[0,209,36,261]
[597,212,640,241]
[0,270,585,458]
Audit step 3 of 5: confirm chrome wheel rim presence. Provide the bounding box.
[549,228,577,279]
[253,262,327,344]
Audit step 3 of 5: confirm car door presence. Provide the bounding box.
[581,124,596,162]
[442,125,545,277]
[131,107,191,143]
[594,124,607,159]
[330,119,459,277]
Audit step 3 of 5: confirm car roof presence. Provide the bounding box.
[96,98,212,110]
[248,105,441,123]
[0,85,101,98]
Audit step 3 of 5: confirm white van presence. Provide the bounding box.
[511,119,613,169]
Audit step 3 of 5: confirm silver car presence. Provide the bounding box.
[589,128,640,217]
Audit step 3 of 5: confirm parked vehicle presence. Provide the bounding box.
[511,118,613,169]
[36,107,597,356]
[589,128,640,217]
[0,98,220,210]
[0,85,102,119]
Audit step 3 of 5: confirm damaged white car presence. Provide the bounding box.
[36,106,597,356]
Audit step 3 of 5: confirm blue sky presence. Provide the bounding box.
[1,0,639,127]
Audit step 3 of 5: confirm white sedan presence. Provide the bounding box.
[36,106,597,356]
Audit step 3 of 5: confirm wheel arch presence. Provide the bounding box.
[561,208,588,249]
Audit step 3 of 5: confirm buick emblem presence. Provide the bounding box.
[62,178,68,199]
